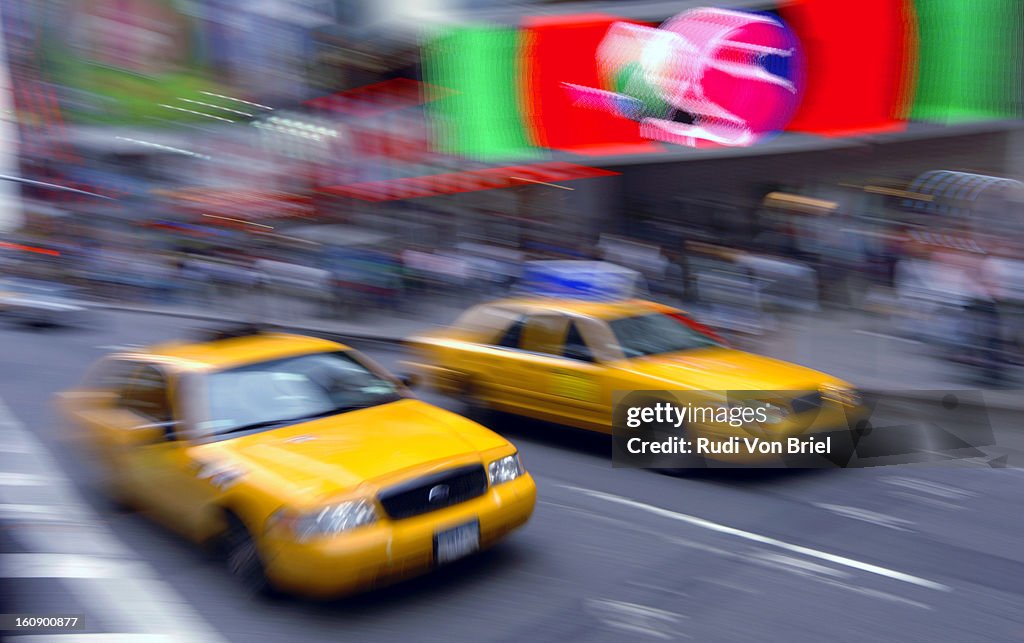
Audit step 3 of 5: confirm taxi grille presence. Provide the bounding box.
[378,464,488,520]
[790,391,823,414]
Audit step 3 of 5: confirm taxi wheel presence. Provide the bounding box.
[643,398,706,474]
[223,513,274,597]
[653,439,707,475]
[103,481,136,513]
[97,458,136,512]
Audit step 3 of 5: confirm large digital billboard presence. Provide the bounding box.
[423,0,1023,159]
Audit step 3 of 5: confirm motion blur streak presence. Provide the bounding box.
[0,397,226,642]
[557,483,952,591]
[1,0,1023,641]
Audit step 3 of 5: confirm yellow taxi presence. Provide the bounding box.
[405,295,864,465]
[56,327,535,597]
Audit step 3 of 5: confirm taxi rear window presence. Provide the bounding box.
[609,313,723,358]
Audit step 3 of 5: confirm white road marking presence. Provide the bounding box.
[676,537,931,610]
[853,329,921,344]
[0,397,226,643]
[0,553,152,579]
[698,578,760,594]
[11,636,177,642]
[585,598,687,640]
[626,580,690,599]
[0,440,36,453]
[752,552,850,579]
[558,483,952,592]
[887,490,962,511]
[0,472,52,485]
[882,476,977,499]
[812,503,916,532]
[817,577,933,611]
[0,503,82,521]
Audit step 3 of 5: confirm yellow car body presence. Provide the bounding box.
[405,298,864,463]
[57,331,535,597]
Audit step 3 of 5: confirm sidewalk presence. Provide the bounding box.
[90,294,1024,410]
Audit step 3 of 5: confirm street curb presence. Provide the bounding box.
[90,302,1024,413]
[87,302,406,345]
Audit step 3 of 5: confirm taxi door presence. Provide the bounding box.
[474,313,550,414]
[118,363,217,541]
[517,314,607,427]
[56,358,155,498]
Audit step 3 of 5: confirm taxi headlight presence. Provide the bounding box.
[268,499,377,542]
[821,384,861,407]
[488,453,523,486]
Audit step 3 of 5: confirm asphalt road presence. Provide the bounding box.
[2,310,1024,642]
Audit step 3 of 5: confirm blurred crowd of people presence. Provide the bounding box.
[5,194,1023,386]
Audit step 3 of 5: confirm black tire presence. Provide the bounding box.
[617,394,706,474]
[96,454,136,513]
[652,421,707,475]
[103,481,136,513]
[222,513,274,597]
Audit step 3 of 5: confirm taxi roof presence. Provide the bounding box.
[484,297,674,320]
[128,332,348,371]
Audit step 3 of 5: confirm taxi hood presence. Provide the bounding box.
[198,399,509,501]
[616,347,847,393]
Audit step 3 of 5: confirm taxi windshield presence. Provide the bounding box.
[609,313,723,358]
[200,351,401,437]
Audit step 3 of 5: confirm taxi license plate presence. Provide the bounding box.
[434,520,480,565]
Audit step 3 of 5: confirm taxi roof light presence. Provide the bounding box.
[516,260,643,302]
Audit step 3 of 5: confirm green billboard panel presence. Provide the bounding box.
[423,26,537,161]
[912,0,1023,122]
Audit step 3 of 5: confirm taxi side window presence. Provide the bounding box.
[521,314,570,357]
[562,322,595,363]
[121,365,173,423]
[496,317,526,348]
[87,359,140,392]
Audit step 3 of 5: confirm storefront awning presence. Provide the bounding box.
[762,192,838,215]
[905,170,1024,216]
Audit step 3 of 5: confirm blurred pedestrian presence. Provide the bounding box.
[963,248,1006,385]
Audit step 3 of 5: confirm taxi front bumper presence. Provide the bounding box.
[261,474,536,598]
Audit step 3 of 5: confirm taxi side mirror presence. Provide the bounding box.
[129,420,179,445]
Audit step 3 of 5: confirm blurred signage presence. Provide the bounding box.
[40,0,228,124]
[302,79,435,190]
[565,8,804,148]
[780,0,915,135]
[159,187,316,224]
[321,162,619,202]
[520,260,642,301]
[424,0,1023,158]
[305,78,437,170]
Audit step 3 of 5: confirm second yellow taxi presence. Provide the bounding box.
[405,278,864,465]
